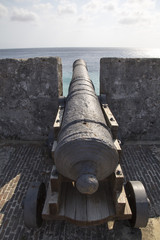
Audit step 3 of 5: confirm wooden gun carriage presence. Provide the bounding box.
[24,59,149,229]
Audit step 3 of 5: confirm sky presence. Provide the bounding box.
[0,0,160,49]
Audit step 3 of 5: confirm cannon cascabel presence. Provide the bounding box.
[54,59,119,194]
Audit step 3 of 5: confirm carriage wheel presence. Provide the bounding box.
[125,181,149,228]
[24,182,46,228]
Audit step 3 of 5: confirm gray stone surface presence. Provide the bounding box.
[0,57,62,140]
[100,58,160,141]
[0,146,15,175]
[0,141,160,239]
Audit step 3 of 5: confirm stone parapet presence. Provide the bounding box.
[0,57,62,140]
[100,58,160,141]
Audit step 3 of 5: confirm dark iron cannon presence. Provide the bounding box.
[54,59,119,194]
[24,59,149,229]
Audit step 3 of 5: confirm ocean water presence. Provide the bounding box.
[0,47,160,96]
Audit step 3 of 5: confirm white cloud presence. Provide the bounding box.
[11,8,38,22]
[119,16,142,25]
[58,2,77,15]
[82,0,101,13]
[127,0,155,8]
[77,14,92,24]
[79,0,118,26]
[82,0,118,13]
[0,3,8,18]
[77,15,88,22]
[103,3,115,11]
[33,3,54,11]
[0,0,160,48]
[80,0,157,26]
[119,10,152,25]
[118,0,156,25]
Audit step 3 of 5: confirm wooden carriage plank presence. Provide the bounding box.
[104,182,115,217]
[124,196,132,216]
[49,192,59,215]
[65,182,76,220]
[86,183,112,222]
[50,165,61,192]
[58,182,67,217]
[101,104,118,139]
[115,186,126,215]
[114,139,122,157]
[116,188,132,219]
[112,164,124,193]
[43,181,131,223]
[96,184,110,220]
[75,185,87,222]
[42,183,51,219]
[53,106,64,139]
[86,191,101,222]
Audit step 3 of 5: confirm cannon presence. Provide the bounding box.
[55,59,119,195]
[24,59,149,229]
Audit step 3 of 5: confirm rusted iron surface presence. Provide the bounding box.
[54,59,118,194]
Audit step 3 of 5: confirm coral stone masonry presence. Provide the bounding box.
[0,57,62,141]
[100,58,160,141]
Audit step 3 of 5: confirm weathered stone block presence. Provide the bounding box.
[100,58,160,141]
[0,57,62,140]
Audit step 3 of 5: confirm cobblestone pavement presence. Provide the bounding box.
[0,141,160,240]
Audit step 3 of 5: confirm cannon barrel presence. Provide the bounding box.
[55,59,119,194]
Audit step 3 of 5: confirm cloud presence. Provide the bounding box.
[77,15,88,22]
[77,14,91,23]
[33,3,54,11]
[103,3,115,11]
[80,0,157,27]
[119,12,152,25]
[82,0,118,13]
[0,4,8,18]
[119,16,141,25]
[82,0,101,13]
[127,0,155,8]
[118,0,156,25]
[11,8,38,22]
[58,2,77,15]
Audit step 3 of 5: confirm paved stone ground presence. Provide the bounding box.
[121,142,160,218]
[0,141,160,240]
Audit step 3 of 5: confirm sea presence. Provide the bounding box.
[0,47,160,96]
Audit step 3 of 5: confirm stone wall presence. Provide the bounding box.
[100,58,160,141]
[0,57,62,140]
